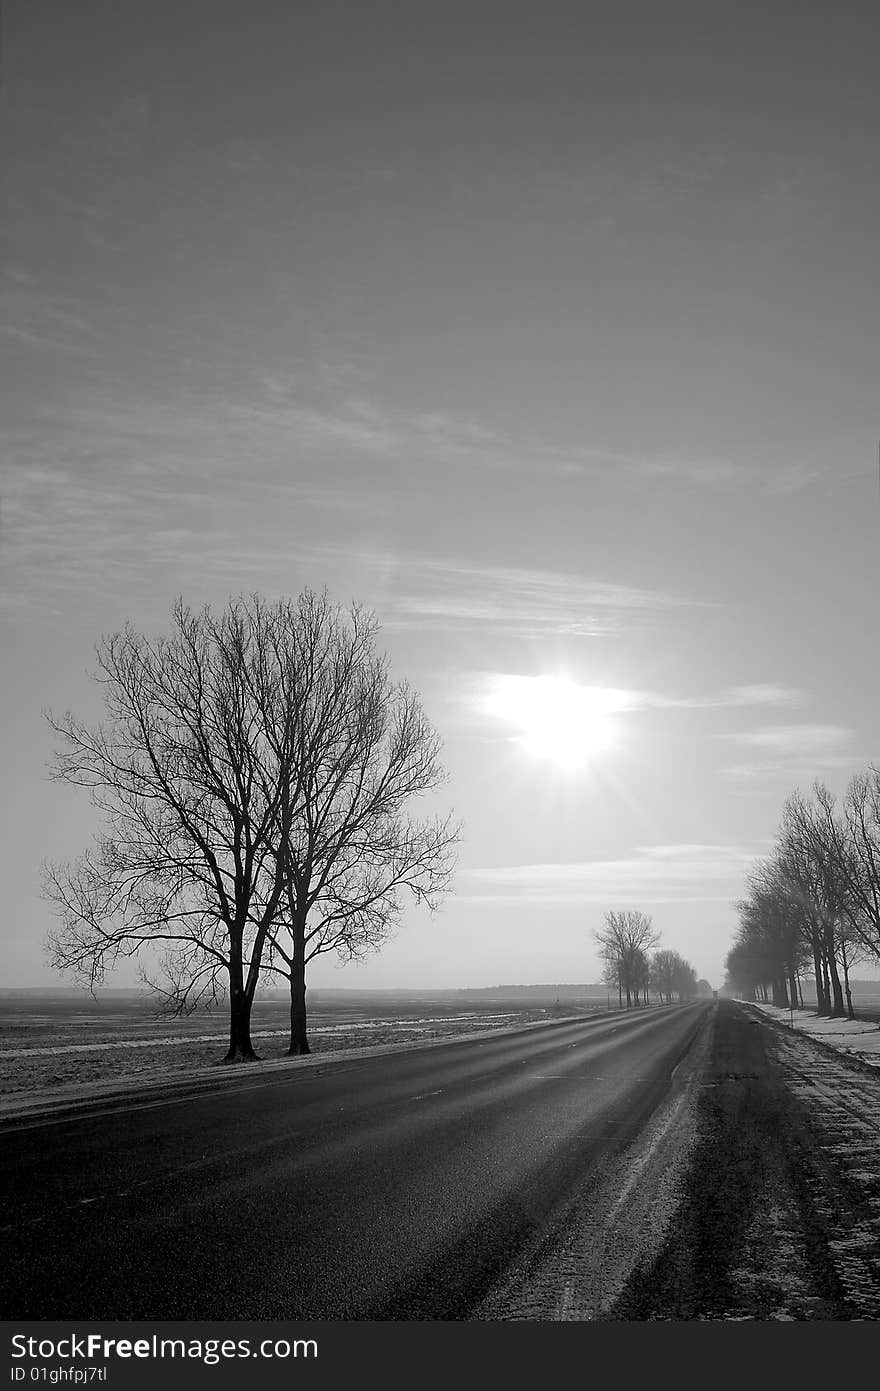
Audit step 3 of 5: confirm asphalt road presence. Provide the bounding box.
[2,1001,710,1320]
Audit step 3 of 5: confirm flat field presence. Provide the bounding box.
[0,989,605,1099]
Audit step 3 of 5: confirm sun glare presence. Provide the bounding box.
[483,675,621,772]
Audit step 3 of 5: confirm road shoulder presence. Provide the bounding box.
[610,1001,880,1319]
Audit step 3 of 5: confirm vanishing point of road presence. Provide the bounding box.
[4,1000,880,1320]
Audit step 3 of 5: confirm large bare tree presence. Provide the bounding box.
[44,590,457,1062]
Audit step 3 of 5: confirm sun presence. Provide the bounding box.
[482,674,620,772]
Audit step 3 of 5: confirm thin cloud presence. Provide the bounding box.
[345,556,713,638]
[626,684,803,712]
[726,724,853,754]
[548,441,837,496]
[246,387,516,470]
[248,374,831,493]
[458,843,761,906]
[720,723,860,784]
[723,684,802,707]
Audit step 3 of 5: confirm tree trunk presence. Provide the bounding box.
[787,967,799,1015]
[825,937,845,1017]
[839,938,855,1020]
[287,919,310,1055]
[224,983,259,1062]
[814,946,829,1014]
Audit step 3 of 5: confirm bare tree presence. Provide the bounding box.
[651,948,700,1004]
[44,590,458,1062]
[735,855,811,1011]
[781,789,852,1015]
[726,786,865,1018]
[671,956,698,1001]
[725,938,765,1001]
[632,947,651,1005]
[651,949,681,1005]
[813,774,880,967]
[594,910,660,1008]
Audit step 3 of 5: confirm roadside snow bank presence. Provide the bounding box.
[747,1001,880,1068]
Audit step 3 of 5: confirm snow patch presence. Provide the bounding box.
[747,1002,880,1066]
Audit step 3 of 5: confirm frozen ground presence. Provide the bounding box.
[0,999,587,1117]
[747,1001,880,1068]
[0,1012,521,1059]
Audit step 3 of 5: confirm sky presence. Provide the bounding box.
[2,0,879,992]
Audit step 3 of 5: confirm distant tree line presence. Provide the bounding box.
[43,590,459,1061]
[594,909,702,1007]
[724,773,880,1018]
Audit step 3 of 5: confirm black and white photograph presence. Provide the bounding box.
[2,0,880,1376]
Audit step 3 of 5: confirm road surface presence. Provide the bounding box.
[5,999,880,1320]
[2,1001,709,1319]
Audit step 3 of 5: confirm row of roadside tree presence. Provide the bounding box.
[725,770,880,1018]
[593,909,706,1006]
